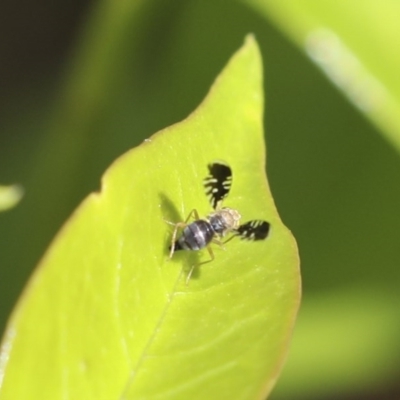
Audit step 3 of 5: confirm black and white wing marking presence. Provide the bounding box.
[203,161,233,209]
[235,220,270,241]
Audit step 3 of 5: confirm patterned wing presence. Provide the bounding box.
[203,161,233,209]
[235,220,270,241]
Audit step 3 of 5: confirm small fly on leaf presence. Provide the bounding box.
[166,161,270,283]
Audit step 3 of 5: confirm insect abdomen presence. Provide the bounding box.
[176,220,214,251]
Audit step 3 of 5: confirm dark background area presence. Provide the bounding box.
[0,0,88,99]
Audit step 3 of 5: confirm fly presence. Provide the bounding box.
[167,161,270,283]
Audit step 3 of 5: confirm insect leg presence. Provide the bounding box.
[167,209,201,259]
[211,237,225,250]
[168,222,187,258]
[222,235,236,245]
[185,209,200,222]
[163,208,198,228]
[186,245,215,285]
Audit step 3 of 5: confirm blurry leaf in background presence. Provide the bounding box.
[0,185,23,212]
[277,287,400,399]
[0,37,300,400]
[246,0,400,152]
[242,1,400,399]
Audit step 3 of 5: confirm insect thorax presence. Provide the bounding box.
[207,207,241,237]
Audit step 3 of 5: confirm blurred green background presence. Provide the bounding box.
[1,1,400,399]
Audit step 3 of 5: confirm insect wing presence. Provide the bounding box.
[203,161,232,209]
[235,220,270,241]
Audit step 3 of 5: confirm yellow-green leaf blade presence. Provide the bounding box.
[0,37,300,400]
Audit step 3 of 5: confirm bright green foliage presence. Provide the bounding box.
[0,37,300,400]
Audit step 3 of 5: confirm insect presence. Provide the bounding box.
[167,161,270,283]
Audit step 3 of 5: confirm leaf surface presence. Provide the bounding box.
[0,36,300,400]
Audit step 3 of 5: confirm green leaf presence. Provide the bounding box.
[274,286,400,399]
[0,185,23,212]
[246,0,400,152]
[0,36,300,400]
